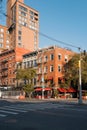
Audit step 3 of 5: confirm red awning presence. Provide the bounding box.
[67,87,76,92]
[35,87,51,91]
[44,87,51,91]
[58,88,66,92]
[62,88,67,92]
[35,88,42,91]
[58,88,63,92]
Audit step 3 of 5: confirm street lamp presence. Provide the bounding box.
[78,48,82,104]
[41,50,45,99]
[41,75,44,99]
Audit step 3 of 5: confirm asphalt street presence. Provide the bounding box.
[0,99,87,130]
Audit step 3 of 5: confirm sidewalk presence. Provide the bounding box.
[1,97,87,105]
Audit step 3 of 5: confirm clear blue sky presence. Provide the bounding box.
[0,0,87,52]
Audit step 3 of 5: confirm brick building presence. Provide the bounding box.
[20,46,74,89]
[0,48,29,87]
[0,24,10,53]
[37,46,74,88]
[6,0,39,51]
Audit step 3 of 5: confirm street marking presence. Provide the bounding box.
[0,110,18,115]
[0,107,27,113]
[0,114,7,117]
[3,106,34,111]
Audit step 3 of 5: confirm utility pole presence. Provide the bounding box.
[41,50,44,99]
[78,48,82,104]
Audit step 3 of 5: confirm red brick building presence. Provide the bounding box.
[0,48,29,87]
[0,24,10,53]
[7,0,39,51]
[21,46,74,89]
[37,46,74,88]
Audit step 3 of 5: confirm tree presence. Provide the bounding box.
[63,53,87,90]
[16,68,36,97]
[16,68,23,88]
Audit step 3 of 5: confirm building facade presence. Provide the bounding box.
[0,47,29,87]
[37,46,74,88]
[0,45,74,89]
[21,46,74,89]
[0,25,10,53]
[6,0,39,51]
[22,51,38,86]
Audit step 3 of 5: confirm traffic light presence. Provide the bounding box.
[83,50,86,55]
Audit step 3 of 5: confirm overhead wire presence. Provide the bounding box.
[0,10,82,51]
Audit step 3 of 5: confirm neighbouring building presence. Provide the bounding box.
[0,24,10,53]
[0,45,74,89]
[0,47,29,87]
[22,51,38,86]
[6,0,39,51]
[37,46,74,88]
[19,46,74,89]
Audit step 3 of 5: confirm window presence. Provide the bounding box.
[65,55,68,62]
[30,15,34,20]
[19,16,22,19]
[6,45,9,49]
[6,30,9,34]
[24,22,27,26]
[0,28,4,32]
[50,54,54,60]
[58,54,62,60]
[19,20,22,24]
[50,65,54,72]
[0,39,3,43]
[24,62,26,68]
[39,67,42,73]
[58,77,62,84]
[44,66,48,73]
[18,25,22,30]
[35,17,38,21]
[20,11,27,17]
[18,30,22,35]
[19,5,28,12]
[18,43,22,46]
[34,13,38,16]
[0,43,3,47]
[30,10,34,15]
[31,60,33,67]
[33,60,37,67]
[58,65,62,72]
[6,40,9,44]
[0,34,3,38]
[27,61,30,68]
[44,56,48,62]
[18,36,21,41]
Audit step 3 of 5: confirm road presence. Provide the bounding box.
[0,99,87,130]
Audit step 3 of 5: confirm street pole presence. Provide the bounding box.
[78,49,82,104]
[41,51,44,99]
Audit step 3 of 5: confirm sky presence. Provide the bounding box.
[0,0,87,52]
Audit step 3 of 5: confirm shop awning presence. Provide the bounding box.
[58,87,76,93]
[35,87,42,91]
[58,88,66,93]
[67,87,76,92]
[35,87,51,91]
[44,87,51,91]
[58,88,67,92]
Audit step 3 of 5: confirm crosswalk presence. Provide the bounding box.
[0,103,71,118]
[0,102,85,119]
